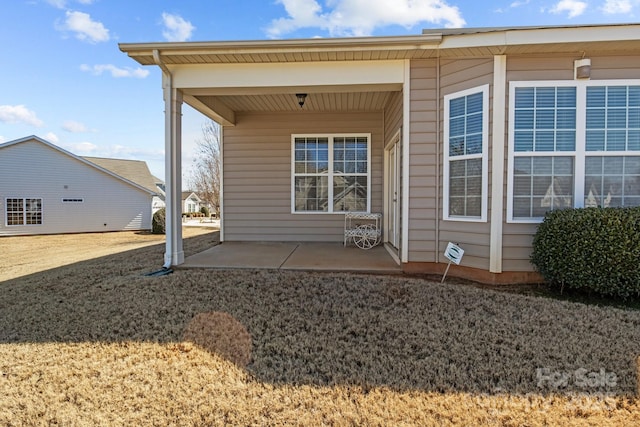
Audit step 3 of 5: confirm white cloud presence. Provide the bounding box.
[0,105,44,127]
[63,141,98,153]
[80,64,150,78]
[0,136,6,144]
[601,0,633,13]
[109,145,164,159]
[267,0,465,38]
[495,0,530,13]
[44,132,60,143]
[46,0,67,8]
[47,0,95,8]
[161,12,195,42]
[59,141,164,159]
[550,0,588,17]
[62,120,90,133]
[61,10,109,43]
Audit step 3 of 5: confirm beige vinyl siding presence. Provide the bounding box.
[384,91,403,143]
[439,59,493,270]
[408,58,494,270]
[222,111,385,242]
[408,60,438,262]
[502,54,640,271]
[0,140,151,236]
[383,90,403,251]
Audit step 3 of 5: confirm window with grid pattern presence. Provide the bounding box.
[584,86,640,208]
[6,198,42,226]
[511,86,577,219]
[292,135,370,213]
[444,85,488,221]
[509,82,640,221]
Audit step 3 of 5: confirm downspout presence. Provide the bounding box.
[434,53,441,263]
[219,124,225,242]
[382,107,386,240]
[153,49,175,269]
[153,49,172,79]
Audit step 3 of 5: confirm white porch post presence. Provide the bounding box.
[163,74,184,267]
[489,55,507,273]
[401,59,411,264]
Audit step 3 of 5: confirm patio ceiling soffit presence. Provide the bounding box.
[170,59,406,125]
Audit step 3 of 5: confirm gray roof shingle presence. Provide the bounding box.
[83,157,158,194]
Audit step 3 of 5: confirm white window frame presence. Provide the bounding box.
[443,84,489,222]
[5,197,43,226]
[291,133,371,214]
[507,79,640,223]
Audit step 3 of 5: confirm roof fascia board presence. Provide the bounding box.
[120,25,640,65]
[506,25,640,45]
[169,60,406,89]
[119,34,442,56]
[439,25,640,50]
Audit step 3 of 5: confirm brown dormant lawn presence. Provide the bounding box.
[1,229,639,426]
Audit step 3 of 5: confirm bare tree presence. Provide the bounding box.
[189,120,221,217]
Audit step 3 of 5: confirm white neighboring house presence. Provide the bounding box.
[182,191,202,214]
[0,135,157,236]
[151,176,166,213]
[83,156,161,215]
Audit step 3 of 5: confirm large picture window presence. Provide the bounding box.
[6,198,42,226]
[443,85,489,221]
[292,134,370,213]
[508,81,640,222]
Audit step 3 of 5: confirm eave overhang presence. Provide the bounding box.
[119,24,640,66]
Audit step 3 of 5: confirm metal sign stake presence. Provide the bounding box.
[441,242,464,284]
[441,261,453,283]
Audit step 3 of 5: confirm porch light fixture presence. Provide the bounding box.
[296,93,307,108]
[574,58,591,80]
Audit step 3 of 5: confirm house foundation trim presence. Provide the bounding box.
[402,262,543,285]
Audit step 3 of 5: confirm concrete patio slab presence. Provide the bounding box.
[182,241,298,269]
[181,241,401,273]
[282,242,401,273]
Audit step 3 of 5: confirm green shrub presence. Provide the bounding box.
[152,208,166,234]
[200,206,210,217]
[531,207,640,299]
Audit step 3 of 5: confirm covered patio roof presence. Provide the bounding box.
[119,23,640,121]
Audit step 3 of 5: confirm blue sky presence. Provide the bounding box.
[1,0,637,182]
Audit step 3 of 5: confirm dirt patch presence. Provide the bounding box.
[183,312,252,367]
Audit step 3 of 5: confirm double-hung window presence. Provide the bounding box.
[292,134,370,213]
[584,86,640,208]
[508,81,640,222]
[6,198,43,226]
[443,85,489,221]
